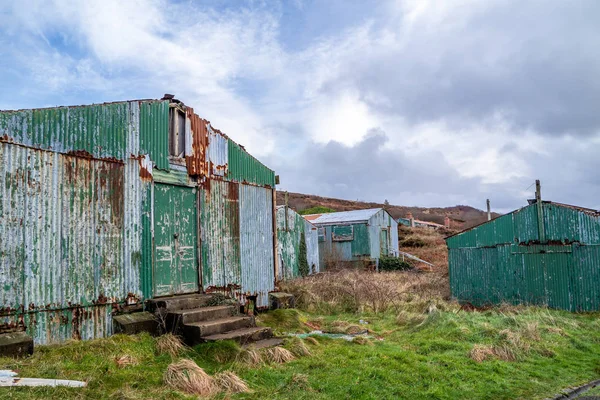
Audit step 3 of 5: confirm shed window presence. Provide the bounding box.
[332,225,353,241]
[318,227,326,242]
[169,106,188,159]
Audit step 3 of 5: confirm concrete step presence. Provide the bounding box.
[202,326,273,345]
[0,332,34,357]
[113,312,159,336]
[167,305,236,327]
[146,294,215,313]
[183,316,253,344]
[243,337,284,350]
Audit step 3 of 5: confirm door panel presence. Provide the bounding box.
[380,229,389,257]
[154,184,199,297]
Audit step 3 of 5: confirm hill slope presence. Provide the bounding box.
[276,191,498,229]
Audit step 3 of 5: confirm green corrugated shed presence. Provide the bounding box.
[447,201,600,311]
[0,97,277,344]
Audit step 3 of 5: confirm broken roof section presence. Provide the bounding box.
[304,208,383,226]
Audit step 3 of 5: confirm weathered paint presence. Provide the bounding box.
[153,184,198,296]
[139,100,170,170]
[207,124,229,177]
[0,97,277,343]
[0,143,145,342]
[201,180,242,295]
[447,201,600,311]
[227,139,275,187]
[310,208,399,267]
[276,206,320,280]
[239,185,275,308]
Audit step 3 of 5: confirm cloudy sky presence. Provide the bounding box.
[1,0,599,212]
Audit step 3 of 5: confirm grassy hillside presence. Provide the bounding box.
[276,191,499,229]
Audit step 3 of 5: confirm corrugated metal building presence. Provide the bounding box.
[305,208,399,268]
[0,97,277,344]
[446,200,600,311]
[276,206,320,280]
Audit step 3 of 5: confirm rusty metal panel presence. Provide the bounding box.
[0,143,27,312]
[207,124,228,177]
[201,180,242,295]
[239,184,275,308]
[24,305,112,345]
[0,142,145,342]
[185,108,208,177]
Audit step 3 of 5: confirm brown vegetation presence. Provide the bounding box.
[155,333,184,358]
[214,371,251,394]
[163,359,216,397]
[279,268,449,314]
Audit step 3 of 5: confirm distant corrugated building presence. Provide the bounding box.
[276,206,320,280]
[305,208,399,268]
[398,212,450,229]
[0,96,277,344]
[446,200,600,311]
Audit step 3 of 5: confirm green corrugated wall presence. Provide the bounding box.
[447,202,600,311]
[228,140,275,187]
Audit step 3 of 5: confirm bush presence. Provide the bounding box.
[379,257,412,271]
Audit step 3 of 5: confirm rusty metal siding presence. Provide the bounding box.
[239,185,275,308]
[0,142,144,342]
[207,125,229,177]
[24,305,112,345]
[0,142,26,312]
[139,100,169,170]
[185,108,208,177]
[201,180,242,294]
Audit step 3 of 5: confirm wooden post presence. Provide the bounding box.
[486,199,491,221]
[535,180,546,242]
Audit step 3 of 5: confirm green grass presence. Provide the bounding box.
[1,306,599,399]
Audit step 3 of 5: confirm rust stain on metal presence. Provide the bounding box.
[185,107,208,177]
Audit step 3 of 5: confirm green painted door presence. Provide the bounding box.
[380,229,389,257]
[154,184,199,297]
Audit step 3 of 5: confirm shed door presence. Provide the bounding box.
[154,184,199,297]
[380,229,389,256]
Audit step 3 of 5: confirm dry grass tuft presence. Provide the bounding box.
[114,354,138,368]
[469,344,496,362]
[352,336,373,346]
[396,311,427,327]
[304,337,319,346]
[163,359,216,397]
[214,371,250,394]
[264,347,296,363]
[470,344,517,362]
[156,334,184,358]
[287,337,312,357]
[237,349,264,366]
